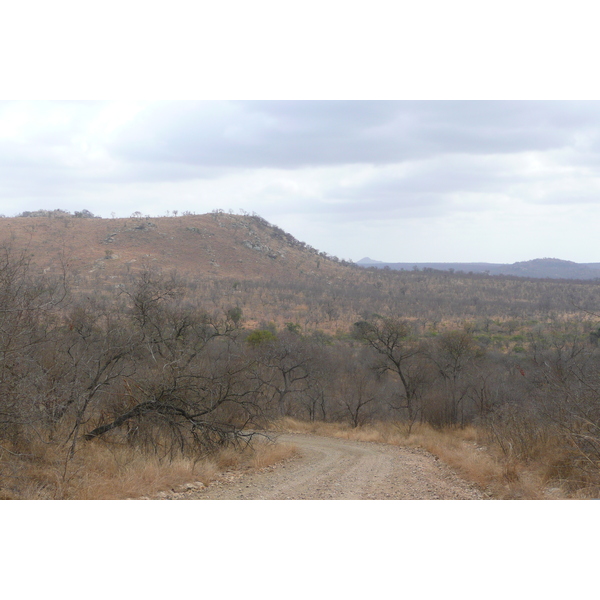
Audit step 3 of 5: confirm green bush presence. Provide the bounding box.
[246,329,276,346]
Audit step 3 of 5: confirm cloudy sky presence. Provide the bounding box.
[3,100,600,264]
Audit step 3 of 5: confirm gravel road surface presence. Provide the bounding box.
[179,433,484,500]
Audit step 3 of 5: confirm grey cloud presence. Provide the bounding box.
[110,101,406,168]
[386,101,595,156]
[4,101,600,199]
[529,189,600,205]
[336,193,444,220]
[109,101,600,173]
[319,156,523,219]
[288,182,447,221]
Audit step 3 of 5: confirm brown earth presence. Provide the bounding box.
[156,433,485,500]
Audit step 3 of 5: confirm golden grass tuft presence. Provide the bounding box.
[72,451,200,500]
[215,447,242,470]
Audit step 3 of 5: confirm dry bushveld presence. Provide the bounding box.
[2,212,600,499]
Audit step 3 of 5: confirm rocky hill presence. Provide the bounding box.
[0,211,354,282]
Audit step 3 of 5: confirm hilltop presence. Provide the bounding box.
[0,211,353,282]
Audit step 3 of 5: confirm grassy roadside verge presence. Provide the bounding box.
[0,437,299,500]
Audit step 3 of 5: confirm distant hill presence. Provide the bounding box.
[490,258,600,279]
[356,257,384,265]
[357,257,600,280]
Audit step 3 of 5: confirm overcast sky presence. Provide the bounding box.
[3,100,600,263]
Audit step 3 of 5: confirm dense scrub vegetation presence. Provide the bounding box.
[3,234,600,499]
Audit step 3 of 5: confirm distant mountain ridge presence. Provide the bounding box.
[357,257,600,280]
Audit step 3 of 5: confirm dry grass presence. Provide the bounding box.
[405,425,547,499]
[0,435,298,500]
[0,440,212,500]
[271,417,568,499]
[250,439,299,469]
[71,450,203,500]
[272,417,408,444]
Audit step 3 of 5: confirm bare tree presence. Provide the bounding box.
[79,273,260,456]
[0,246,68,448]
[424,330,485,426]
[353,316,423,421]
[247,331,315,417]
[338,362,378,428]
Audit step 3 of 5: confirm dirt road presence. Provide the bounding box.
[182,433,484,500]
